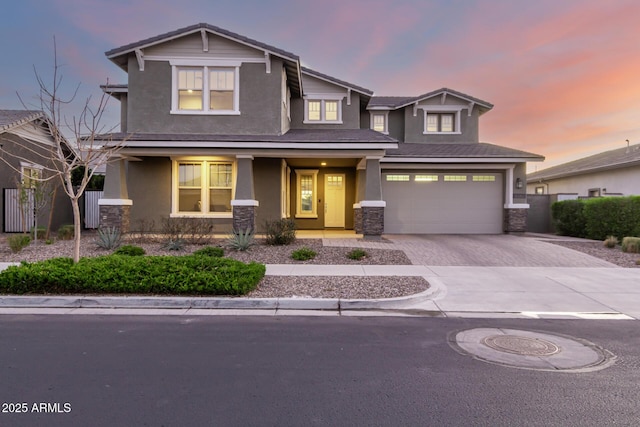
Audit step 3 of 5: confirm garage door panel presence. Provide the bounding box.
[383,172,503,234]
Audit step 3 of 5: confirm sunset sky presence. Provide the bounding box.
[1,0,638,172]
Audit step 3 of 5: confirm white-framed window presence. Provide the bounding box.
[422,108,462,134]
[304,97,343,123]
[20,164,42,188]
[172,159,235,217]
[535,186,545,195]
[370,112,389,134]
[295,169,319,218]
[171,64,240,115]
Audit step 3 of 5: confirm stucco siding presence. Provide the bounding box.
[527,166,640,197]
[289,93,361,129]
[403,105,479,143]
[127,157,172,230]
[126,58,282,134]
[253,158,282,228]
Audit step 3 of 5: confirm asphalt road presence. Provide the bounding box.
[1,315,639,426]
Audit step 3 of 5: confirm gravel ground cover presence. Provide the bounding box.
[548,240,640,268]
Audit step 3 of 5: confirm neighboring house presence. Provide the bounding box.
[527,143,640,198]
[0,110,73,233]
[97,23,543,237]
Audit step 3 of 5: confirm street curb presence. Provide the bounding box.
[0,277,440,311]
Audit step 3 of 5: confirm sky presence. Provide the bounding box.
[1,0,639,172]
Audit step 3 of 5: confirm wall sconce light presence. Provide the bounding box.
[515,178,523,189]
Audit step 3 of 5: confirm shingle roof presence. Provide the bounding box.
[0,109,44,132]
[95,128,397,144]
[301,67,373,96]
[105,23,299,61]
[385,142,544,160]
[369,88,493,111]
[527,143,640,181]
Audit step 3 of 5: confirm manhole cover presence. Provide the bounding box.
[482,334,560,356]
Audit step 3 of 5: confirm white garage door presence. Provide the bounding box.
[383,172,504,234]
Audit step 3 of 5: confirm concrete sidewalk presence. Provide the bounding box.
[1,261,639,319]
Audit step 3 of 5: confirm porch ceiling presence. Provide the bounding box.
[285,157,359,168]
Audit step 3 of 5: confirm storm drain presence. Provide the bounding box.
[450,328,615,372]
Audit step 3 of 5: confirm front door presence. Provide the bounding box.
[324,174,345,228]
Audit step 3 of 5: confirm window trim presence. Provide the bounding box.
[303,96,344,124]
[20,162,43,189]
[420,107,462,134]
[170,63,240,115]
[295,169,319,218]
[171,158,236,218]
[370,111,389,134]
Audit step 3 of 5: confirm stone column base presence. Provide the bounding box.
[99,205,131,233]
[504,208,527,233]
[362,206,384,239]
[232,205,256,232]
[353,206,363,234]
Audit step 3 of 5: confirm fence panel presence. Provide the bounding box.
[84,190,103,229]
[3,188,35,233]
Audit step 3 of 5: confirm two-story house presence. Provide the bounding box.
[98,23,543,237]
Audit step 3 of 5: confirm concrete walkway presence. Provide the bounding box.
[1,234,640,319]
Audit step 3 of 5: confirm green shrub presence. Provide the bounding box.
[193,246,224,257]
[0,255,265,295]
[45,239,54,245]
[603,236,618,248]
[227,228,255,251]
[96,227,122,250]
[30,227,46,240]
[622,237,640,254]
[264,218,296,245]
[551,200,586,237]
[7,235,31,253]
[584,196,640,241]
[113,245,146,256]
[347,248,368,260]
[57,225,74,240]
[291,247,316,261]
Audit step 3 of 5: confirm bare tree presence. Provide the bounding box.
[0,38,126,262]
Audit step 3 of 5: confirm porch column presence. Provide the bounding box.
[231,155,259,232]
[359,157,385,239]
[353,168,366,234]
[503,166,529,233]
[99,158,132,232]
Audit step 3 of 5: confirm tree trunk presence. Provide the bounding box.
[46,186,58,241]
[71,197,82,263]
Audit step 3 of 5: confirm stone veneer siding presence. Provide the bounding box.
[362,206,384,238]
[99,205,131,233]
[233,206,256,232]
[504,208,527,233]
[354,207,363,234]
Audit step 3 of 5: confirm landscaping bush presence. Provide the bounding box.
[96,227,122,250]
[57,225,74,240]
[193,246,224,257]
[113,245,146,256]
[0,255,265,295]
[264,218,296,245]
[603,236,618,249]
[551,200,586,237]
[291,247,316,261]
[583,196,640,241]
[7,235,31,253]
[30,227,46,240]
[347,248,368,260]
[622,237,640,254]
[227,228,255,251]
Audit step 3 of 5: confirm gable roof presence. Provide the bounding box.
[301,67,373,97]
[369,88,493,113]
[0,109,44,133]
[527,143,640,181]
[384,142,543,162]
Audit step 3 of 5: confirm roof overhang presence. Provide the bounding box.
[382,157,540,164]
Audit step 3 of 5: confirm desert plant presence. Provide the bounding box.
[163,238,187,251]
[227,228,255,251]
[96,227,122,250]
[193,246,224,257]
[603,236,618,248]
[132,218,157,244]
[291,247,316,261]
[45,239,54,245]
[113,245,146,256]
[621,237,640,254]
[264,218,296,245]
[57,224,74,240]
[31,226,46,241]
[347,248,368,260]
[7,235,31,253]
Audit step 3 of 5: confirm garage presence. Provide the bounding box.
[383,172,504,234]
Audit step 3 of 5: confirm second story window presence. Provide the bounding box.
[370,112,388,134]
[426,113,455,133]
[172,65,239,115]
[304,98,342,124]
